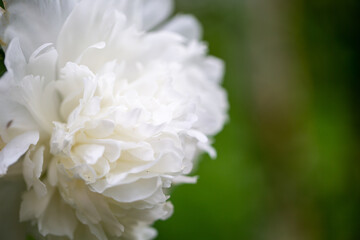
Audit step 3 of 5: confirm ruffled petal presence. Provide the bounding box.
[20,185,79,239]
[0,131,39,176]
[57,0,130,67]
[39,191,78,239]
[1,40,61,134]
[102,177,161,203]
[0,0,79,58]
[23,146,47,197]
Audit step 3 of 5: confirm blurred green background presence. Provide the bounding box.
[154,0,360,239]
[1,0,359,239]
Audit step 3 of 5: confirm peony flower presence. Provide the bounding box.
[0,0,228,239]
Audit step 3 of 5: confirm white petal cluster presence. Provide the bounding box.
[0,0,227,239]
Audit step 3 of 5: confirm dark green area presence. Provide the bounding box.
[0,49,5,75]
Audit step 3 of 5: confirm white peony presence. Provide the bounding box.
[0,0,228,239]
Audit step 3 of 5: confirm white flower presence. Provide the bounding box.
[0,0,228,239]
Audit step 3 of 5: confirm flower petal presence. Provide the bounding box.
[0,0,79,58]
[38,190,78,239]
[142,0,174,31]
[102,177,161,203]
[56,0,126,67]
[73,144,105,165]
[0,131,39,176]
[161,14,202,40]
[23,146,47,197]
[4,38,26,80]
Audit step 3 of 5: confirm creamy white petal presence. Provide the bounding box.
[1,41,61,134]
[84,120,115,139]
[20,184,53,221]
[201,56,225,84]
[63,183,124,238]
[23,146,47,197]
[172,175,198,184]
[142,0,174,31]
[73,144,105,165]
[102,177,161,202]
[0,0,228,238]
[0,95,39,142]
[4,38,26,80]
[27,43,58,82]
[131,225,157,240]
[0,131,39,176]
[38,190,78,239]
[48,159,58,186]
[0,0,79,58]
[57,0,127,67]
[18,75,61,133]
[57,62,95,120]
[161,14,202,40]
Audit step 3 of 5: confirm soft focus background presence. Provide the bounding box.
[1,0,359,239]
[155,0,360,239]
